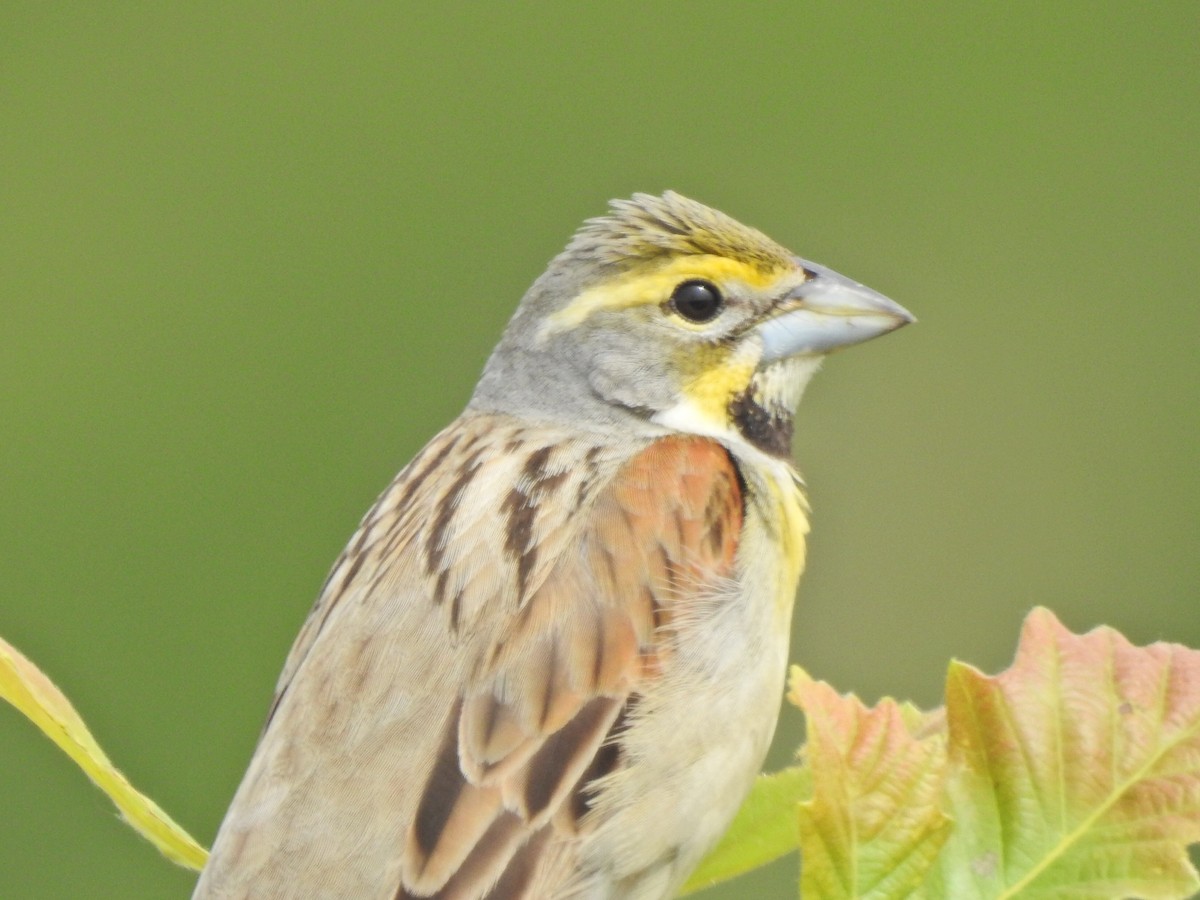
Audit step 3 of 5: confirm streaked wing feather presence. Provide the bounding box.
[194,415,743,900]
[402,435,744,898]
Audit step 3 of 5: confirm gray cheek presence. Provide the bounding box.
[584,345,679,417]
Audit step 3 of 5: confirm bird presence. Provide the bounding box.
[192,191,914,900]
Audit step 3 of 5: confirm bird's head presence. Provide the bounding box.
[471,191,914,456]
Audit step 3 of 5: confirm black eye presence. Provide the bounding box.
[670,280,724,323]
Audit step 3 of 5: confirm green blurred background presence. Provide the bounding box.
[2,4,1197,897]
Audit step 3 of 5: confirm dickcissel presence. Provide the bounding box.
[193,192,913,900]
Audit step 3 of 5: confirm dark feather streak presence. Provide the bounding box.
[522,697,619,821]
[426,447,486,576]
[410,700,467,866]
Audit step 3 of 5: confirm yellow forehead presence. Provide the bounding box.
[541,254,793,338]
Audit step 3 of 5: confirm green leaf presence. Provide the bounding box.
[679,765,812,896]
[926,607,1200,899]
[790,669,951,899]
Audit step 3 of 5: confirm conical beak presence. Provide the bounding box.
[756,259,915,362]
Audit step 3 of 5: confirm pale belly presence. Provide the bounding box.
[569,479,804,900]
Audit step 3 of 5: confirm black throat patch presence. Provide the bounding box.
[728,390,793,457]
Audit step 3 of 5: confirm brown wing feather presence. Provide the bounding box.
[193,417,742,900]
[398,436,743,899]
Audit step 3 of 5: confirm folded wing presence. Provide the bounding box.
[195,415,743,900]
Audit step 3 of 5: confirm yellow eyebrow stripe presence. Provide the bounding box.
[540,255,786,338]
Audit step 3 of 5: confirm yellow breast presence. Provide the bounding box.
[734,453,810,625]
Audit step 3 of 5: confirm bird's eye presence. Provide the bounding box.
[669,280,724,323]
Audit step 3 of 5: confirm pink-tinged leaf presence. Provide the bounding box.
[928,607,1200,899]
[789,667,951,899]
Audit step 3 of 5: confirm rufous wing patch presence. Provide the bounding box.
[398,435,745,899]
